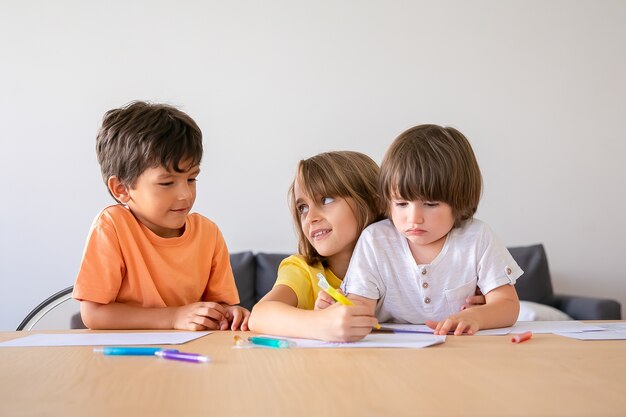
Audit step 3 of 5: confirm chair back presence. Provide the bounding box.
[17,286,85,330]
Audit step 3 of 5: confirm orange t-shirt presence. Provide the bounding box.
[73,205,240,307]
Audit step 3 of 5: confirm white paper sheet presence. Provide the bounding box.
[554,331,626,340]
[235,333,446,349]
[0,331,212,347]
[377,323,511,335]
[509,321,606,334]
[595,322,626,332]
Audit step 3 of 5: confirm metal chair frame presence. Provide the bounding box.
[17,286,80,330]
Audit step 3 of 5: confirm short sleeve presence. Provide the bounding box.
[73,216,126,304]
[202,226,240,305]
[476,225,524,295]
[274,256,316,310]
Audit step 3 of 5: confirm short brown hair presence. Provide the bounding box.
[289,151,384,265]
[96,101,203,200]
[380,124,482,227]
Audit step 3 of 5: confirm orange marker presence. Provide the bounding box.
[512,331,532,343]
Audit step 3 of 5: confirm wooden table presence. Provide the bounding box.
[0,329,625,417]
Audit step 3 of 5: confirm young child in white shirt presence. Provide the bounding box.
[341,124,522,336]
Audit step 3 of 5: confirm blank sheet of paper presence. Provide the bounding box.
[0,331,212,347]
[509,321,606,334]
[235,333,446,349]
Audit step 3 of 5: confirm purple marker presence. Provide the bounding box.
[155,349,210,363]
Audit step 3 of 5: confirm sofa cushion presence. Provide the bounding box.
[229,251,256,310]
[509,244,555,305]
[255,253,290,303]
[518,300,572,321]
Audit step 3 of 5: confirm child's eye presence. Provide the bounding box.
[159,182,174,187]
[424,202,439,207]
[321,197,335,205]
[297,204,309,215]
[188,178,197,184]
[393,201,408,207]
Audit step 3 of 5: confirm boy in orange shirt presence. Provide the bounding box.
[74,101,249,331]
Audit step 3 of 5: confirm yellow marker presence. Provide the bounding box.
[316,273,380,329]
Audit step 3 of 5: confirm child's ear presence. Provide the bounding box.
[107,176,131,203]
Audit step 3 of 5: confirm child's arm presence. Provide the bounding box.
[80,300,231,331]
[248,285,378,342]
[461,294,486,310]
[426,285,520,335]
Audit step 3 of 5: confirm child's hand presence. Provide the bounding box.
[425,311,480,336]
[173,302,230,331]
[319,303,378,342]
[223,305,250,331]
[314,289,340,310]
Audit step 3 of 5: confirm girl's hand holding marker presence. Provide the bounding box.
[316,273,380,330]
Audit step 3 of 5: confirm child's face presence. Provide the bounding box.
[123,162,200,238]
[294,178,359,265]
[389,197,455,250]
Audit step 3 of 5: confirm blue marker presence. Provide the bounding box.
[93,346,167,356]
[247,336,295,348]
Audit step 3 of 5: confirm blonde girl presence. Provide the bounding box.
[248,151,383,341]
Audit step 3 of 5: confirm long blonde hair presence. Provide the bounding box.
[289,151,384,265]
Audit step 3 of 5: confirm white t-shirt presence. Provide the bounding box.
[342,218,523,323]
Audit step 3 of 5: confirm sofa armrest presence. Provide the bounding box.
[553,294,621,320]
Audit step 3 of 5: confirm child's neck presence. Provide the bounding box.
[326,253,351,280]
[407,234,447,265]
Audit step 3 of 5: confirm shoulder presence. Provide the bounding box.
[279,254,316,270]
[187,213,224,238]
[362,218,396,238]
[449,218,493,241]
[276,255,321,286]
[188,212,218,229]
[358,219,401,250]
[448,218,508,258]
[91,204,136,231]
[98,204,131,221]
[278,255,327,279]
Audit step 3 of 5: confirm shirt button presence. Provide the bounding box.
[422,282,429,289]
[425,297,431,304]
[505,267,512,275]
[421,269,427,275]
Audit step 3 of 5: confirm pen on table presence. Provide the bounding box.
[93,346,167,356]
[375,327,437,335]
[155,349,211,363]
[247,336,295,348]
[316,273,380,330]
[512,331,533,344]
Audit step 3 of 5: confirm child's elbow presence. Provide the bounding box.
[79,301,105,329]
[505,298,521,326]
[247,301,273,333]
[247,306,261,332]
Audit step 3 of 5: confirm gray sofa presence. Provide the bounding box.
[231,244,621,320]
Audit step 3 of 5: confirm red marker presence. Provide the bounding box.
[512,331,532,343]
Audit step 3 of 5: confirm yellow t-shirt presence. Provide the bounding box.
[73,204,240,307]
[274,255,343,310]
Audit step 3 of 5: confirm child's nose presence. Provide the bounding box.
[178,183,193,200]
[408,205,424,224]
[305,206,321,223]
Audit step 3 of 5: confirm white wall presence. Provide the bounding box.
[1,1,624,330]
